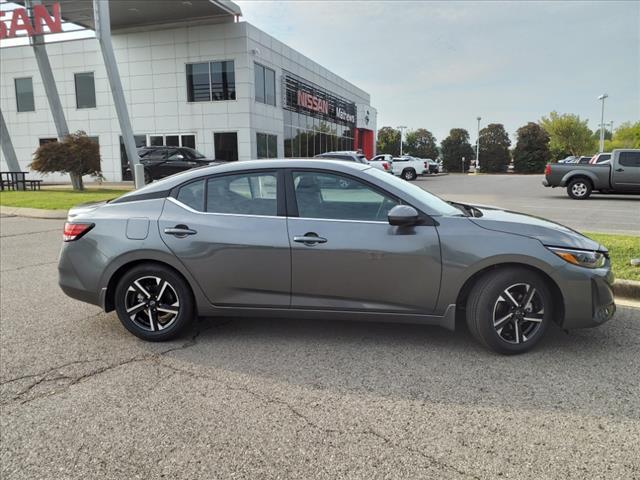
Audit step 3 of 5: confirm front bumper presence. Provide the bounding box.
[555,262,616,329]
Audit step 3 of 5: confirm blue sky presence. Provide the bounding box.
[237,0,639,142]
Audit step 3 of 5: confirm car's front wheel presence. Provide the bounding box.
[114,263,194,341]
[466,268,552,354]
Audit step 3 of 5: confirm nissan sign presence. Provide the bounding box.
[0,3,63,39]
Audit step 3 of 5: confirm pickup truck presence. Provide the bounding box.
[369,154,428,180]
[543,149,640,199]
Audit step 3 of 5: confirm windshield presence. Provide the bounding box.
[181,147,206,159]
[366,168,463,216]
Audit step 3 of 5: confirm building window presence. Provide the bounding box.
[15,77,35,112]
[39,138,57,146]
[148,134,196,148]
[257,133,278,159]
[74,72,96,109]
[186,61,236,102]
[254,63,276,106]
[214,132,238,161]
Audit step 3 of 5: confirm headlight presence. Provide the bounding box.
[548,247,606,269]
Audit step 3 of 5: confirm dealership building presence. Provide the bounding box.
[0,0,377,182]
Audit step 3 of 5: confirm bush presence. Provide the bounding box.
[30,131,102,191]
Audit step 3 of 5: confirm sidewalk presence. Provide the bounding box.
[43,182,134,191]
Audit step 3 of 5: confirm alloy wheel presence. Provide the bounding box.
[492,283,544,344]
[571,182,587,197]
[124,276,180,332]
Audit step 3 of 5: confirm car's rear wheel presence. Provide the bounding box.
[144,169,152,184]
[402,168,417,181]
[466,268,551,354]
[567,178,592,199]
[114,264,194,341]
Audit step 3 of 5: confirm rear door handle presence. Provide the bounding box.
[293,233,327,245]
[164,224,197,237]
[615,168,624,172]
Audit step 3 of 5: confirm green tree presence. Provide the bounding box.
[404,128,439,159]
[441,128,475,172]
[605,121,640,150]
[30,131,102,191]
[513,122,551,173]
[539,111,596,160]
[376,126,401,156]
[478,123,511,173]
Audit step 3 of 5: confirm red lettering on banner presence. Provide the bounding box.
[33,3,62,35]
[297,90,328,115]
[8,8,34,37]
[0,3,62,40]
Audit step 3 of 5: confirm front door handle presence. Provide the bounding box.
[615,168,624,172]
[164,224,197,237]
[293,232,327,245]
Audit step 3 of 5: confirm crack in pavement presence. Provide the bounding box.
[0,228,61,239]
[1,329,202,407]
[155,360,482,479]
[0,260,59,273]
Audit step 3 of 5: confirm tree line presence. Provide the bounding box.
[377,115,640,173]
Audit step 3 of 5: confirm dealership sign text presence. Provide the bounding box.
[297,90,329,115]
[0,3,62,39]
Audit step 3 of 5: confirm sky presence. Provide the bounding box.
[236,0,640,143]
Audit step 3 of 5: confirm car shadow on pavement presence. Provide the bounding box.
[146,313,640,420]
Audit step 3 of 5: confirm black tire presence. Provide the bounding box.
[566,178,592,199]
[144,169,152,184]
[466,267,552,354]
[114,263,194,341]
[402,168,417,181]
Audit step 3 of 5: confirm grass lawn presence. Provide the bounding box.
[584,232,640,282]
[0,189,125,210]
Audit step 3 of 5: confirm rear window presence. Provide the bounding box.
[176,179,205,211]
[317,154,354,161]
[597,154,611,163]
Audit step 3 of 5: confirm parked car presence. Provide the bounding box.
[558,156,577,164]
[369,154,394,173]
[425,158,441,174]
[543,149,640,199]
[391,156,428,180]
[59,159,616,354]
[589,152,612,165]
[575,156,593,164]
[314,151,368,164]
[126,146,220,182]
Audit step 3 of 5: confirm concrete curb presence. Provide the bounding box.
[613,279,640,301]
[0,205,67,219]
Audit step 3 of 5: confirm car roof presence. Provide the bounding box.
[121,159,373,197]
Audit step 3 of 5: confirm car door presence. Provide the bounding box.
[612,151,640,191]
[159,170,291,307]
[286,169,442,313]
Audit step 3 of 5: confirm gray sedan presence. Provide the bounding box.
[59,160,615,354]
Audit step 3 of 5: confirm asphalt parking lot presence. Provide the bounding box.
[418,174,639,235]
[1,215,639,479]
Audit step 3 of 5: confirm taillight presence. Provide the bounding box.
[382,162,390,171]
[544,164,551,176]
[63,222,94,242]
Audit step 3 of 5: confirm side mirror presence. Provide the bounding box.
[388,205,420,226]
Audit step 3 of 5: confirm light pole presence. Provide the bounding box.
[397,125,407,156]
[475,117,481,173]
[598,94,608,153]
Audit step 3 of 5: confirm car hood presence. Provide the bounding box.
[463,203,604,251]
